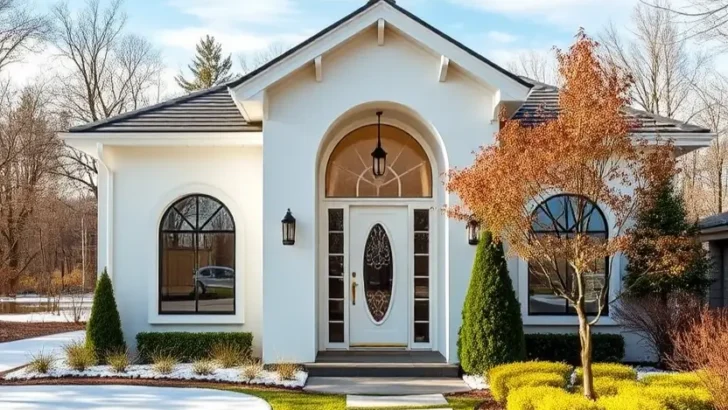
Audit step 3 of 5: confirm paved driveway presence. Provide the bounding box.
[0,385,271,410]
[0,331,84,372]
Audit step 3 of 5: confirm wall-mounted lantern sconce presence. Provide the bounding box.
[467,217,480,245]
[282,209,296,245]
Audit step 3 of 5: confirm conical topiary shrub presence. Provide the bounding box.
[86,269,125,362]
[458,231,525,375]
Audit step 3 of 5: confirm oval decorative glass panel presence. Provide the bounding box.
[363,224,393,323]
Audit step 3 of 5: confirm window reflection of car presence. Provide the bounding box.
[194,266,234,294]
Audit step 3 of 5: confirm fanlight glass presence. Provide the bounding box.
[326,125,432,198]
[363,224,394,323]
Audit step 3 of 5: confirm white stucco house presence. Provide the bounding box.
[61,0,715,366]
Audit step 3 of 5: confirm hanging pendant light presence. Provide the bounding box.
[371,111,387,178]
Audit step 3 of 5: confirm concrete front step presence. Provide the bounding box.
[305,362,459,377]
[306,351,460,378]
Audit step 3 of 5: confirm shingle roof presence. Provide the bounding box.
[70,0,532,134]
[512,78,712,134]
[69,85,260,133]
[700,212,728,230]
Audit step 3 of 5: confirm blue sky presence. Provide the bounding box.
[10,0,665,88]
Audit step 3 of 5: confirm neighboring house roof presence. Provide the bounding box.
[512,78,712,134]
[700,212,728,230]
[68,0,530,134]
[69,86,260,133]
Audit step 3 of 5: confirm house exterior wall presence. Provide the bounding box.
[104,145,264,356]
[261,27,495,363]
[91,24,661,366]
[709,241,728,308]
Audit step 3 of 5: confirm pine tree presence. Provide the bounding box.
[175,35,234,92]
[86,269,125,362]
[624,181,712,298]
[458,231,525,375]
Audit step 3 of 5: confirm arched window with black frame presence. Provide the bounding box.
[528,194,608,316]
[159,194,235,314]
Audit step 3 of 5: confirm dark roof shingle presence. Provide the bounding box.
[69,85,259,133]
[512,78,711,134]
[700,212,728,230]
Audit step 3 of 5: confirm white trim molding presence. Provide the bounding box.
[378,18,385,46]
[231,1,531,102]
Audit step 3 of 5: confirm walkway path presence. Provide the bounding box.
[0,330,84,372]
[304,376,470,395]
[0,385,271,410]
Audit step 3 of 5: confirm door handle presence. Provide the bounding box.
[351,272,358,305]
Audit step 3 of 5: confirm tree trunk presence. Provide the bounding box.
[577,304,596,400]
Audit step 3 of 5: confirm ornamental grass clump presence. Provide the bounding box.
[275,362,298,381]
[192,359,216,376]
[241,360,263,381]
[106,349,130,373]
[210,341,245,368]
[669,308,728,410]
[488,361,572,403]
[27,351,54,374]
[64,341,97,371]
[151,352,177,375]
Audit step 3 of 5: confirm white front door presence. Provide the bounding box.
[349,206,409,347]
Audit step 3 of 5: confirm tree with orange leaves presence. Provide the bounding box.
[446,31,680,400]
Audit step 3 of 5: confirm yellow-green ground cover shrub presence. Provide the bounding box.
[574,363,637,384]
[506,374,714,410]
[507,373,568,394]
[641,372,703,390]
[625,385,713,410]
[583,377,641,396]
[488,361,572,403]
[506,386,563,410]
[597,393,668,410]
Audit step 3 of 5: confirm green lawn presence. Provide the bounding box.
[227,388,485,410]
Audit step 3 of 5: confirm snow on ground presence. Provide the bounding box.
[635,366,671,380]
[4,361,308,389]
[0,295,94,304]
[0,310,90,323]
[0,331,84,372]
[462,374,488,390]
[0,384,271,410]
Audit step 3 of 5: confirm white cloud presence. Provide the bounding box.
[449,0,638,31]
[485,30,517,43]
[167,0,298,26]
[157,27,306,53]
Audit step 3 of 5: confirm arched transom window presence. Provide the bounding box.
[326,124,433,198]
[528,194,609,316]
[159,194,235,315]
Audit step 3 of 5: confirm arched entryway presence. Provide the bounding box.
[316,103,444,351]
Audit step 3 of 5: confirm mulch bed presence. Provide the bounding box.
[0,321,85,343]
[448,390,504,410]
